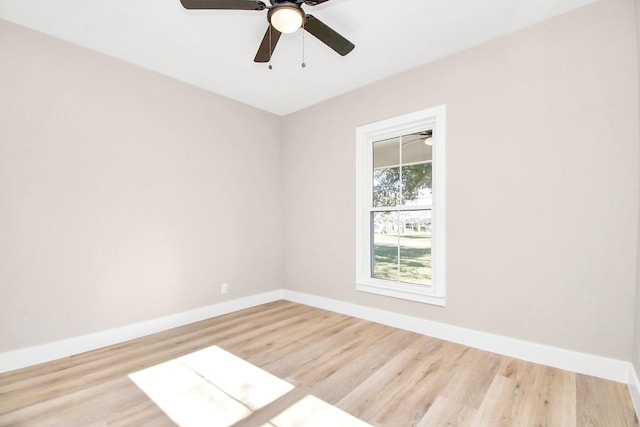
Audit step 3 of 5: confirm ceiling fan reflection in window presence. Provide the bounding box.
[179,0,355,63]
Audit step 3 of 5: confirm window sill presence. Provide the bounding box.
[355,282,446,306]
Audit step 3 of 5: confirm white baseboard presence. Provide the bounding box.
[628,364,640,420]
[0,288,633,389]
[283,290,631,384]
[0,290,284,374]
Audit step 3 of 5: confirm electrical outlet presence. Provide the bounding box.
[221,283,228,294]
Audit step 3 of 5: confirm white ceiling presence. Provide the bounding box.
[0,0,596,116]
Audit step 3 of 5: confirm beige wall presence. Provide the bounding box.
[0,19,283,352]
[283,0,639,360]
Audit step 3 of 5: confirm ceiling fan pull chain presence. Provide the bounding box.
[301,18,306,68]
[268,24,273,70]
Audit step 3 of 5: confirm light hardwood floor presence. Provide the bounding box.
[0,300,637,426]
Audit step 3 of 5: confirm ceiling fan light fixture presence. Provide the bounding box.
[423,130,434,146]
[269,5,304,33]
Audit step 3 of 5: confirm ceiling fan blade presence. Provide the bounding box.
[304,0,331,5]
[304,14,354,56]
[254,25,282,62]
[180,0,266,10]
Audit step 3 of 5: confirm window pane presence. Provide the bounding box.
[371,211,399,281]
[371,210,432,285]
[401,132,432,206]
[398,210,431,285]
[373,137,400,207]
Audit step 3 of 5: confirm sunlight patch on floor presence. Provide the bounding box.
[265,395,372,427]
[129,346,294,427]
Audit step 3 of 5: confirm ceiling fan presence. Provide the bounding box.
[179,0,355,63]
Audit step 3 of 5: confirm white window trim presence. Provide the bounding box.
[355,105,446,306]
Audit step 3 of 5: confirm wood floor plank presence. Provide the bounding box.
[252,318,386,384]
[545,368,577,427]
[104,399,174,427]
[416,396,477,427]
[338,335,458,425]
[235,326,418,427]
[471,373,521,427]
[577,374,638,427]
[437,347,501,410]
[0,301,636,427]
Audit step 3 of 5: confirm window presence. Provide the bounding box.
[355,105,446,305]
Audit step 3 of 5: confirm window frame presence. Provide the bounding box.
[355,105,446,306]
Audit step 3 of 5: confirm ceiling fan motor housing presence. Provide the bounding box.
[268,1,305,33]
